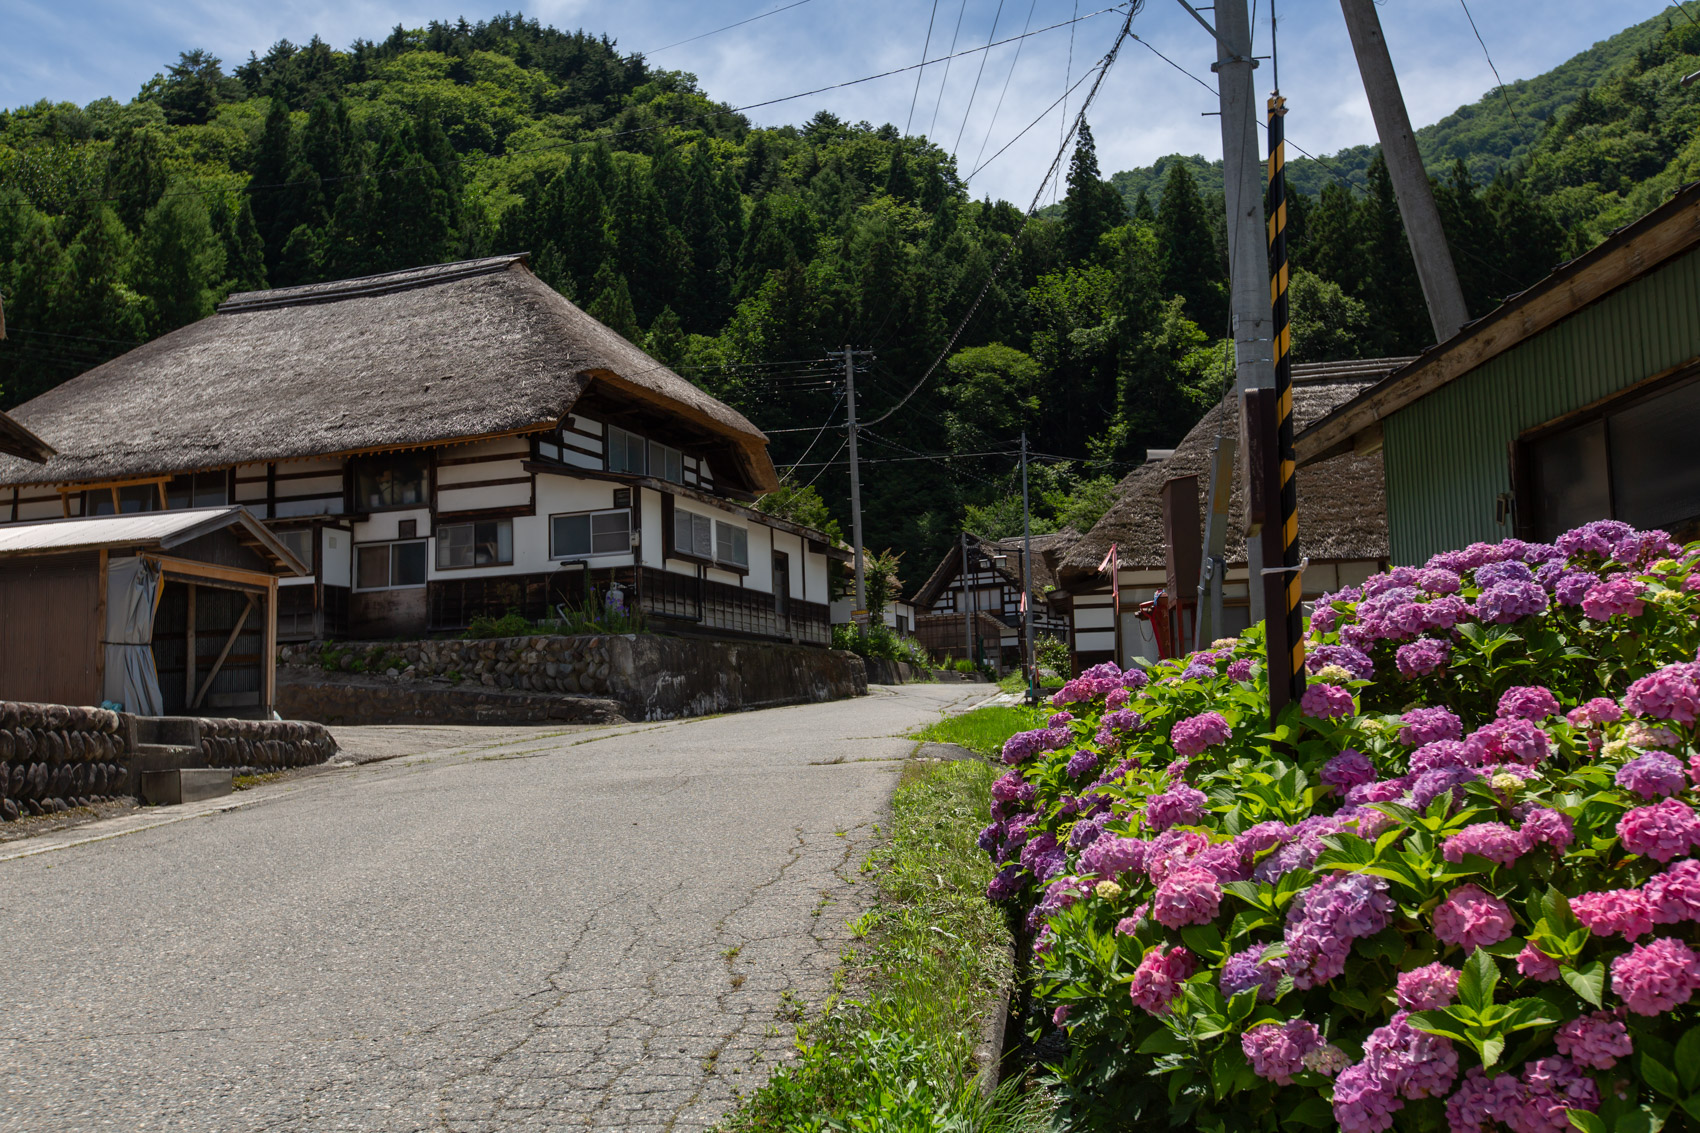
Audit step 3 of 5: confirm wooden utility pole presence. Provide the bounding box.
[1339,0,1470,343]
[844,345,865,617]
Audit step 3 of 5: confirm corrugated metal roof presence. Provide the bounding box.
[0,506,305,574]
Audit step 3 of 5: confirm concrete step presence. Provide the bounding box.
[140,768,232,806]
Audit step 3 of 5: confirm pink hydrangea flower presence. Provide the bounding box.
[1463,718,1549,766]
[1301,682,1356,719]
[1332,1012,1459,1133]
[1104,687,1130,710]
[1243,1020,1324,1086]
[1571,889,1654,941]
[1611,936,1700,1015]
[1433,884,1516,951]
[1442,822,1528,866]
[1617,751,1689,799]
[1567,697,1623,728]
[1497,685,1560,721]
[1322,749,1376,790]
[1516,942,1561,981]
[1554,1011,1634,1069]
[1151,866,1222,928]
[1645,859,1700,924]
[1399,706,1463,746]
[1624,665,1700,724]
[1517,806,1574,852]
[1128,945,1197,1015]
[1582,575,1646,621]
[1226,658,1254,682]
[1170,711,1232,757]
[1395,638,1450,678]
[1618,799,1700,862]
[1146,784,1208,832]
[1396,963,1461,1010]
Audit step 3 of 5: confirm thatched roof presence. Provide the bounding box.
[0,256,776,493]
[1057,362,1408,589]
[911,529,1076,607]
[0,409,53,463]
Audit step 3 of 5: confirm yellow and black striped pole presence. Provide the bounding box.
[1267,93,1305,705]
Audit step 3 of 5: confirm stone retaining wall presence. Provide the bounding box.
[0,702,127,820]
[0,700,339,822]
[278,634,867,723]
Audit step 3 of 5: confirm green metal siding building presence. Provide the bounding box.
[1298,183,1700,565]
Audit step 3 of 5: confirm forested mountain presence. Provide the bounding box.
[0,12,1695,591]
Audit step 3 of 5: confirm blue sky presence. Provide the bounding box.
[0,0,1682,202]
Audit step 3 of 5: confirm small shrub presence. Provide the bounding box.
[1036,634,1072,679]
[833,622,933,667]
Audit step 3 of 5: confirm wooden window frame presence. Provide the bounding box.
[548,508,633,561]
[352,539,429,591]
[435,518,515,571]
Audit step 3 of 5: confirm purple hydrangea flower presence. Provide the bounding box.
[1300,683,1355,719]
[1442,822,1528,865]
[1399,707,1462,746]
[1170,711,1232,757]
[1079,835,1147,879]
[1417,568,1462,594]
[1557,519,1634,559]
[1475,560,1534,587]
[1554,1012,1634,1070]
[1617,751,1689,799]
[1395,638,1450,678]
[1306,645,1375,681]
[1475,580,1549,624]
[1146,785,1208,832]
[1625,664,1700,724]
[1410,740,1471,774]
[1284,872,1393,989]
[1518,806,1575,852]
[1065,750,1100,780]
[1568,697,1624,727]
[1497,685,1560,721]
[1409,765,1485,811]
[1396,962,1460,1010]
[1151,866,1222,927]
[1463,719,1550,766]
[1619,799,1700,861]
[1322,749,1376,790]
[1432,884,1515,950]
[1582,575,1646,621]
[1220,945,1282,1002]
[1244,1020,1324,1086]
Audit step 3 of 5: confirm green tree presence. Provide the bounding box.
[1154,160,1224,330]
[128,187,228,335]
[938,343,1040,449]
[1061,121,1124,264]
[1288,268,1371,362]
[157,49,238,126]
[587,260,641,342]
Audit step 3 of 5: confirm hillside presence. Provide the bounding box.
[0,12,1692,593]
[1110,7,1692,238]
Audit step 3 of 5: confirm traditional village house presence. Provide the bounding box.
[1056,360,1403,669]
[910,532,1072,669]
[0,256,846,646]
[0,409,53,464]
[1297,181,1700,560]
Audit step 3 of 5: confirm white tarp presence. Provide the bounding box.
[103,556,163,716]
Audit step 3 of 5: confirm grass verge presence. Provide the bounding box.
[718,757,1049,1132]
[913,705,1046,760]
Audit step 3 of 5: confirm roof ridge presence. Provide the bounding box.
[219,254,529,314]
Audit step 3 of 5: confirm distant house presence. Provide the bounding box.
[1056,361,1402,669]
[1297,181,1700,560]
[910,533,1072,668]
[0,256,847,645]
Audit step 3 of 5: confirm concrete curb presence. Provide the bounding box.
[973,941,1017,1099]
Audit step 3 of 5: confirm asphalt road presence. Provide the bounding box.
[0,682,986,1133]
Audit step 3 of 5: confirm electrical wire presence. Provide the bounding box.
[641,0,821,55]
[929,0,973,139]
[793,437,848,490]
[1457,0,1527,141]
[864,1,1142,429]
[972,0,1039,172]
[952,0,1007,158]
[772,390,848,482]
[906,0,945,136]
[1056,0,1081,206]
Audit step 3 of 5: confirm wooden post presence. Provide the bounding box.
[263,580,277,716]
[1242,389,1294,713]
[191,595,255,711]
[185,582,197,709]
[1161,476,1202,657]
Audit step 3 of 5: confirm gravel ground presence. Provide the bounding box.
[0,683,986,1132]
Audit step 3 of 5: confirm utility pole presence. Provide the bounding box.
[1021,432,1035,704]
[1339,0,1469,343]
[1196,0,1277,623]
[844,345,866,617]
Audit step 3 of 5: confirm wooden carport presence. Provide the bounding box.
[0,508,305,715]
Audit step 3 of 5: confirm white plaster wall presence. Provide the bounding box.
[322,526,353,588]
[640,487,665,568]
[353,508,432,544]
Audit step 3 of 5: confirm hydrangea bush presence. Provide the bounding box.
[981,521,1700,1131]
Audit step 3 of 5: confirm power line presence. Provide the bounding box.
[952,0,1008,159]
[641,0,822,54]
[968,62,1098,181]
[972,0,1039,172]
[906,0,944,135]
[1057,0,1081,206]
[929,0,973,140]
[1456,0,1526,141]
[864,1,1142,428]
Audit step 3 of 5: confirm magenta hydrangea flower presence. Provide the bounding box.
[1396,963,1461,1010]
[1611,936,1700,1015]
[1127,945,1198,1015]
[1463,718,1550,766]
[1647,860,1700,924]
[1226,658,1254,682]
[1516,942,1561,981]
[1567,697,1624,728]
[1333,1012,1459,1133]
[1617,751,1689,799]
[1046,711,1074,727]
[1151,866,1222,928]
[1410,740,1470,774]
[1170,711,1232,757]
[1519,1056,1602,1132]
[1517,806,1574,852]
[1306,644,1375,681]
[1243,1020,1324,1086]
[1322,749,1376,791]
[1395,638,1450,678]
[1554,1011,1634,1069]
[1399,706,1463,747]
[1497,685,1560,721]
[1146,784,1208,832]
[1301,682,1356,719]
[1582,575,1646,621]
[1417,567,1462,594]
[1433,884,1516,950]
[1624,665,1700,724]
[1284,872,1393,988]
[1104,687,1130,710]
[1571,889,1654,941]
[1446,1067,1523,1133]
[1558,519,1635,559]
[1619,799,1700,861]
[1079,835,1146,879]
[1442,822,1528,866]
